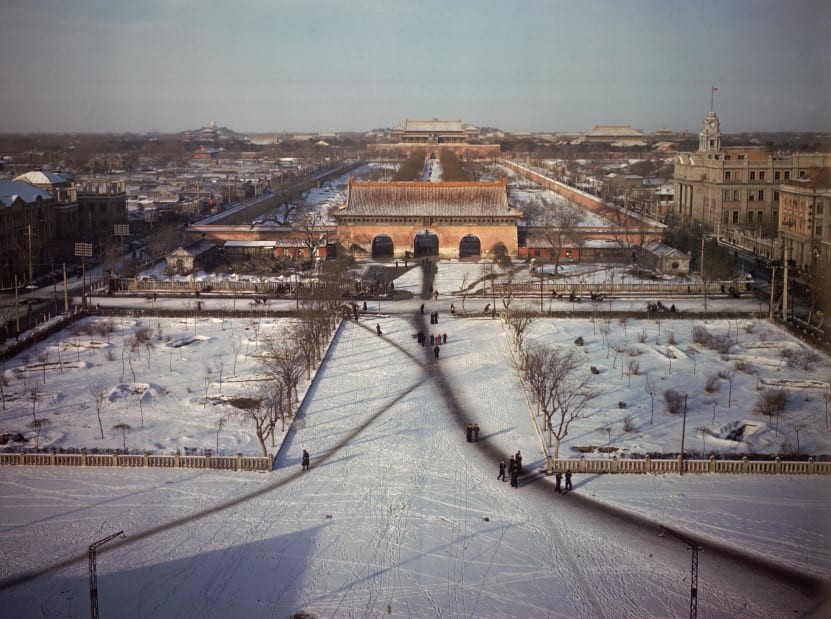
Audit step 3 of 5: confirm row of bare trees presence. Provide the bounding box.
[504,309,599,473]
[241,285,345,457]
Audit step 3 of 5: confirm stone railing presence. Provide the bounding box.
[0,449,272,472]
[550,455,830,475]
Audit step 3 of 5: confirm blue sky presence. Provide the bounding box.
[1,0,828,133]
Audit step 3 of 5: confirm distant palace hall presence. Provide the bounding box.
[369,118,500,159]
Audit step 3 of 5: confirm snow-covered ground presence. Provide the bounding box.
[0,261,829,617]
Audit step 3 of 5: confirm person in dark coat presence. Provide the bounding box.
[362,301,367,311]
[433,344,440,359]
[473,423,480,442]
[564,469,572,492]
[429,334,435,346]
[376,323,382,335]
[497,459,506,481]
[442,333,447,344]
[554,471,563,494]
[302,449,310,471]
[508,456,516,476]
[510,467,519,488]
[515,450,523,475]
[466,424,473,442]
[420,303,425,315]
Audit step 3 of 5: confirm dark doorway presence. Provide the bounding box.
[413,230,439,257]
[459,234,481,258]
[372,235,394,259]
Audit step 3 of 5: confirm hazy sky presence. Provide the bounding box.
[1,0,829,134]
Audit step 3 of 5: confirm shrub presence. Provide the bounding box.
[623,414,637,433]
[755,389,787,418]
[667,330,677,346]
[705,374,720,393]
[664,389,685,414]
[637,330,648,344]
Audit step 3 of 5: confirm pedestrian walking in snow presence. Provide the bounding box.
[473,424,480,442]
[429,334,435,346]
[434,290,439,301]
[442,333,447,344]
[554,472,563,494]
[497,459,506,481]
[483,303,490,314]
[510,468,519,488]
[565,469,572,493]
[515,450,523,475]
[420,303,425,315]
[450,303,455,315]
[508,456,516,476]
[433,344,440,360]
[466,424,473,442]
[302,449,310,471]
[376,323,383,335]
[434,311,439,323]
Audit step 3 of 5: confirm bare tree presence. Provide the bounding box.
[537,205,586,275]
[721,368,737,408]
[112,423,131,451]
[644,374,657,424]
[37,350,49,384]
[32,418,49,449]
[215,416,226,453]
[262,335,304,415]
[505,309,534,353]
[214,356,224,394]
[90,384,106,439]
[0,364,8,411]
[524,346,598,468]
[29,384,41,424]
[235,394,275,458]
[203,365,212,405]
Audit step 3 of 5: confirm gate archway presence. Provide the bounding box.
[371,235,394,259]
[459,234,481,258]
[413,230,439,257]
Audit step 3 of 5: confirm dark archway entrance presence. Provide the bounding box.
[371,235,394,259]
[413,230,439,257]
[459,234,481,258]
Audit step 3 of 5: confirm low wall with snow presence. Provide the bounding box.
[0,450,272,471]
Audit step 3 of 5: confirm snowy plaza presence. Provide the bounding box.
[0,261,829,617]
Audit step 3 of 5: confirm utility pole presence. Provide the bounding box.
[700,233,707,311]
[27,224,33,285]
[660,527,701,619]
[769,263,777,320]
[783,245,789,322]
[680,394,688,476]
[88,530,125,619]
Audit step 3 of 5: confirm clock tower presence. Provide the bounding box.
[698,111,721,153]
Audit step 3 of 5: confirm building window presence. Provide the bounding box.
[747,211,754,224]
[784,171,790,180]
[817,203,824,215]
[749,193,755,202]
[757,190,764,200]
[750,171,756,181]
[758,211,763,223]
[733,190,741,201]
[723,210,729,224]
[738,154,745,160]
[799,170,806,178]
[759,171,765,181]
[723,189,731,201]
[724,171,731,181]
[774,191,780,201]
[732,210,739,224]
[775,171,781,180]
[724,155,731,161]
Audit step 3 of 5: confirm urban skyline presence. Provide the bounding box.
[1,0,829,134]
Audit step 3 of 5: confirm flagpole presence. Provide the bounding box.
[710,87,714,113]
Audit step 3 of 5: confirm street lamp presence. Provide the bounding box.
[89,530,125,619]
[659,526,702,619]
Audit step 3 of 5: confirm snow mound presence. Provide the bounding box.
[108,383,166,403]
[760,378,829,390]
[166,335,211,348]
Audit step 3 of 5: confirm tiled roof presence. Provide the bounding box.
[404,119,464,132]
[0,180,53,207]
[340,180,517,218]
[14,170,71,186]
[585,124,645,138]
